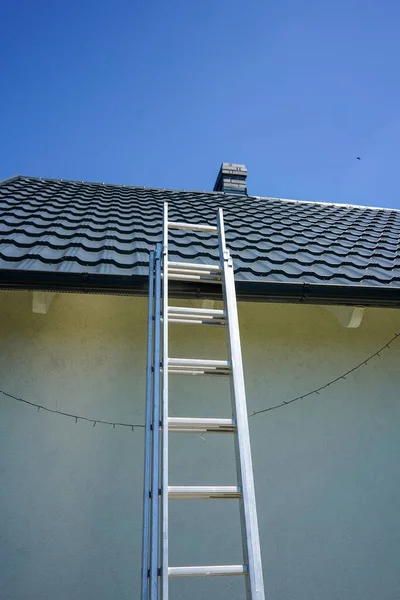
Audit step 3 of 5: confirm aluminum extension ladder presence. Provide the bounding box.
[141,203,265,600]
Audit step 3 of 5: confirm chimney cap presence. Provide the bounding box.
[213,163,248,195]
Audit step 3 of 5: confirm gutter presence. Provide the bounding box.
[0,269,399,308]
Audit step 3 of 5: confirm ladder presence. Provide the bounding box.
[141,203,265,600]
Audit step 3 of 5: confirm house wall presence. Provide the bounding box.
[1,290,399,600]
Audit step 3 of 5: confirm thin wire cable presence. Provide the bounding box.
[0,390,144,430]
[250,332,400,417]
[1,332,399,428]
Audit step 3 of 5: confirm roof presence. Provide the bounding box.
[0,175,399,307]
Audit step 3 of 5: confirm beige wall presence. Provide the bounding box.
[0,290,399,600]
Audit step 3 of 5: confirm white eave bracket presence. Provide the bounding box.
[325,305,365,328]
[32,292,55,314]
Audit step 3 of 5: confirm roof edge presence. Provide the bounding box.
[0,270,399,308]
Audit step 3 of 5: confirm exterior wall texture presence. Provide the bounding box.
[1,290,399,600]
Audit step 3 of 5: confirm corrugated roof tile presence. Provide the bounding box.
[0,175,399,288]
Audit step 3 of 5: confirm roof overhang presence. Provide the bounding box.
[0,269,399,308]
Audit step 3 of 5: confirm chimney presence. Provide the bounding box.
[213,163,248,195]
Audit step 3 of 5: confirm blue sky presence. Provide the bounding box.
[1,0,400,207]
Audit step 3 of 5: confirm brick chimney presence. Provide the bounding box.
[213,163,248,195]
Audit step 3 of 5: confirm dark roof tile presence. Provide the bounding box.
[0,175,400,289]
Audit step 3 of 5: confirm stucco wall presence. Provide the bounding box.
[1,290,399,600]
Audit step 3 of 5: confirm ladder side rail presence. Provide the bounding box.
[150,245,162,600]
[161,203,169,600]
[141,251,155,600]
[217,209,266,600]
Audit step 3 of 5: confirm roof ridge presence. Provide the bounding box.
[261,195,400,214]
[0,174,22,186]
[4,174,400,214]
[13,174,230,197]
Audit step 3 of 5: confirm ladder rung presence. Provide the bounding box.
[167,273,221,283]
[167,306,226,326]
[168,306,225,316]
[168,221,218,233]
[168,417,237,433]
[167,358,231,376]
[167,262,221,283]
[169,268,220,278]
[167,369,229,376]
[168,358,230,368]
[168,318,225,327]
[168,261,221,272]
[168,486,242,499]
[168,565,248,578]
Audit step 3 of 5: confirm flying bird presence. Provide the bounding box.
[356,157,361,160]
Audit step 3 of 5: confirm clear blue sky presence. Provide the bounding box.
[1,0,400,207]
